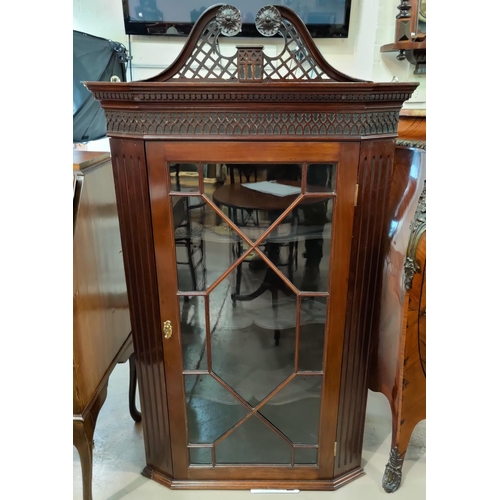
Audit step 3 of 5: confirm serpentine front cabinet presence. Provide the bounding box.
[86,4,418,491]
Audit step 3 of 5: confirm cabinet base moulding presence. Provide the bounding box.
[142,466,365,491]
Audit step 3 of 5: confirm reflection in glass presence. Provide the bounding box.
[234,162,335,293]
[171,195,205,292]
[256,213,299,286]
[295,447,318,465]
[184,375,249,444]
[299,320,325,372]
[168,162,201,192]
[189,447,212,465]
[259,375,322,444]
[215,415,291,464]
[293,198,334,293]
[210,270,297,406]
[179,296,207,371]
[222,198,334,295]
[226,164,270,185]
[171,195,243,292]
[306,163,336,193]
[302,164,336,293]
[220,163,302,244]
[173,162,335,466]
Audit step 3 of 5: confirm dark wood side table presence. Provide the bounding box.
[73,151,141,500]
[212,181,330,319]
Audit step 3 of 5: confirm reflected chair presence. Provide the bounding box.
[227,163,300,285]
[172,166,207,293]
[226,164,300,347]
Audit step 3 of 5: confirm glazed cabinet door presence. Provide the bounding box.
[147,141,358,483]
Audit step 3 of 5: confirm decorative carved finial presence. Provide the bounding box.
[255,5,281,37]
[396,0,412,19]
[216,5,242,37]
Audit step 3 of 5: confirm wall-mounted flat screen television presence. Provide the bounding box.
[122,0,352,38]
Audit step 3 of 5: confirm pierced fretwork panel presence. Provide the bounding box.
[262,19,328,80]
[168,4,351,82]
[173,21,239,80]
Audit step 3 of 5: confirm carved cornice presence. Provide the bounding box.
[84,4,419,140]
[104,109,401,138]
[91,89,415,104]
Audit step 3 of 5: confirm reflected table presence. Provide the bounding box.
[212,182,329,345]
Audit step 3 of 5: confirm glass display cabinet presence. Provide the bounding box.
[85,4,418,491]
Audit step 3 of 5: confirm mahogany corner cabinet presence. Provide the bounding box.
[85,4,418,491]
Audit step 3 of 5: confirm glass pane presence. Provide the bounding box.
[210,271,297,406]
[255,197,334,293]
[225,163,301,185]
[189,447,212,465]
[299,299,327,372]
[306,163,336,193]
[168,163,201,193]
[294,447,318,465]
[180,296,207,371]
[174,161,336,466]
[257,209,299,289]
[259,375,323,444]
[215,415,291,464]
[184,375,249,444]
[171,195,244,292]
[293,198,334,292]
[225,164,267,185]
[214,163,302,243]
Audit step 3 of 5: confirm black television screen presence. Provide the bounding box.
[122,0,352,38]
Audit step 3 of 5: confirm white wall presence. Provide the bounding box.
[74,0,425,150]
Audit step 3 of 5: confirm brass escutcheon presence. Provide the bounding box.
[163,320,173,339]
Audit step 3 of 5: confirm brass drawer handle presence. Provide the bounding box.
[163,320,173,339]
